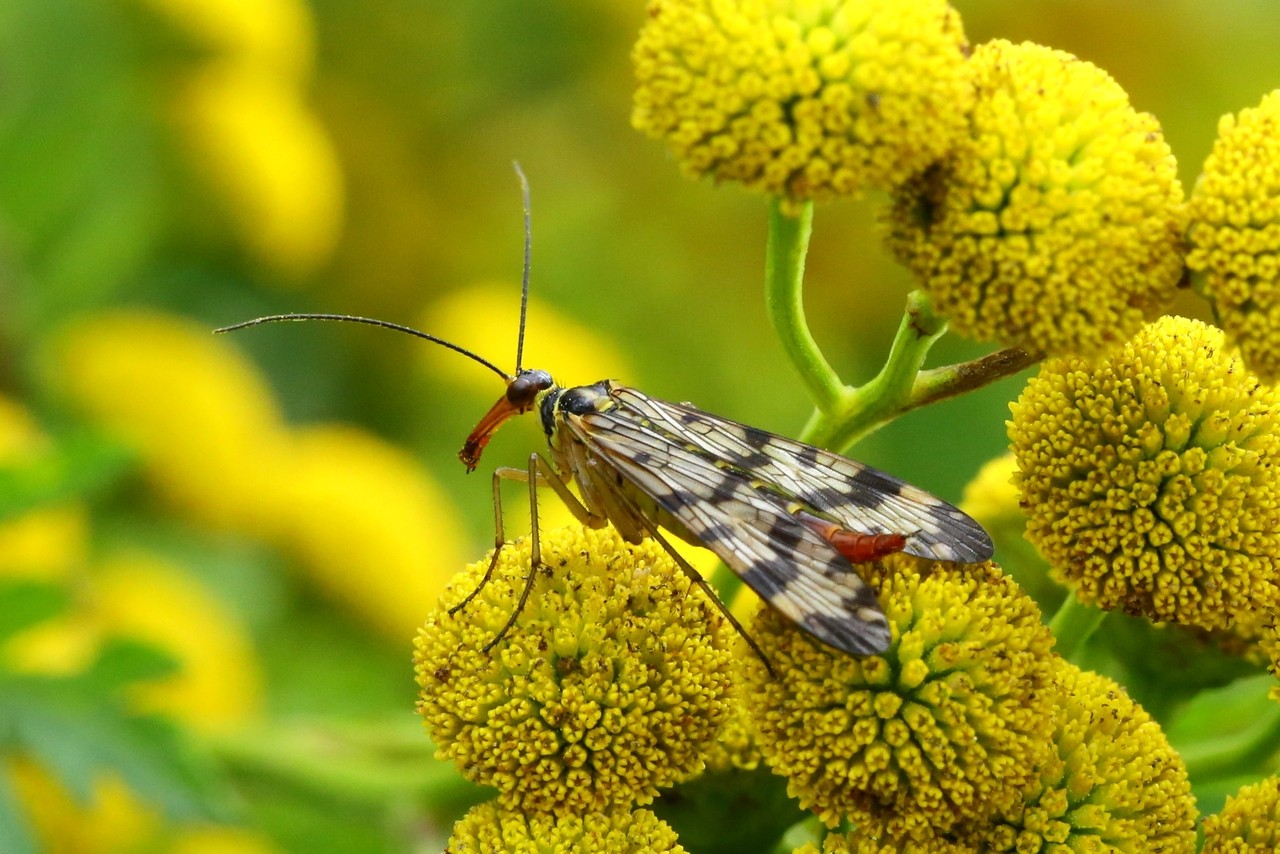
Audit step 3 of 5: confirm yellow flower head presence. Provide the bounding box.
[93,551,264,733]
[1009,316,1280,630]
[632,0,974,206]
[958,663,1196,851]
[171,64,343,279]
[51,311,289,536]
[272,424,467,642]
[702,691,763,773]
[1188,89,1280,381]
[0,396,88,582]
[796,827,971,853]
[445,801,685,853]
[414,525,735,815]
[138,0,316,82]
[885,40,1186,358]
[740,555,1055,838]
[1202,776,1280,853]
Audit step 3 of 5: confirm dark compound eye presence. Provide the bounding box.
[506,369,553,409]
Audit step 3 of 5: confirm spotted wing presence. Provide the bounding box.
[563,396,893,656]
[611,387,994,564]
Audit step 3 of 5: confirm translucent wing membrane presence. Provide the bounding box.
[611,387,993,564]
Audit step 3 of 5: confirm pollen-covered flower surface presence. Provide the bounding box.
[445,801,685,853]
[958,663,1196,852]
[1009,315,1280,630]
[632,0,973,206]
[414,525,734,815]
[1202,776,1280,853]
[1188,89,1280,381]
[740,555,1055,839]
[886,39,1186,358]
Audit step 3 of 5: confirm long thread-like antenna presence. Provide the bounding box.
[215,313,511,381]
[513,161,532,373]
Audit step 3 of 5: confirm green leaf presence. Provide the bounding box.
[0,431,134,523]
[0,673,227,823]
[0,579,69,642]
[81,637,181,693]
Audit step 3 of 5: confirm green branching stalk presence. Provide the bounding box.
[1047,595,1107,662]
[764,200,844,412]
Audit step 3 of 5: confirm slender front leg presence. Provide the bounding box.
[449,453,607,648]
[481,454,607,653]
[623,499,777,677]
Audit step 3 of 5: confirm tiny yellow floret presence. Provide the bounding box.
[958,663,1196,851]
[1009,316,1280,630]
[633,0,974,206]
[415,525,734,815]
[1187,89,1280,381]
[741,555,1055,839]
[445,801,685,853]
[886,40,1186,357]
[1202,775,1280,853]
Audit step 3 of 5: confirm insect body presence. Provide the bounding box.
[454,368,992,657]
[218,165,993,662]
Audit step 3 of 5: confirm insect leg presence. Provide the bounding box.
[480,453,607,653]
[447,464,527,616]
[625,508,777,678]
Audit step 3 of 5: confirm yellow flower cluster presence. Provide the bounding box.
[886,40,1186,358]
[1187,89,1280,381]
[50,310,466,641]
[445,802,685,853]
[795,829,969,853]
[1009,316,1280,630]
[632,0,973,207]
[151,0,343,278]
[739,555,1056,839]
[0,397,88,582]
[414,525,735,815]
[1202,775,1280,853]
[960,664,1196,851]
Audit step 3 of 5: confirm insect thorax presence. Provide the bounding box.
[542,380,691,546]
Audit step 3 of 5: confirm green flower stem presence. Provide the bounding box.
[1047,594,1107,661]
[800,290,947,448]
[765,199,844,412]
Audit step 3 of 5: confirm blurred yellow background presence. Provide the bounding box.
[1,0,1278,850]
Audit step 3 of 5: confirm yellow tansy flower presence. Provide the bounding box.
[421,280,633,391]
[1202,776,1280,853]
[137,0,315,82]
[958,663,1197,852]
[415,525,734,815]
[8,761,163,854]
[446,801,686,853]
[168,824,286,854]
[1187,89,1280,381]
[0,396,88,581]
[272,424,467,642]
[93,551,264,733]
[633,0,973,206]
[1009,316,1280,631]
[795,827,971,853]
[886,40,1186,357]
[51,311,289,537]
[741,555,1055,839]
[171,64,343,279]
